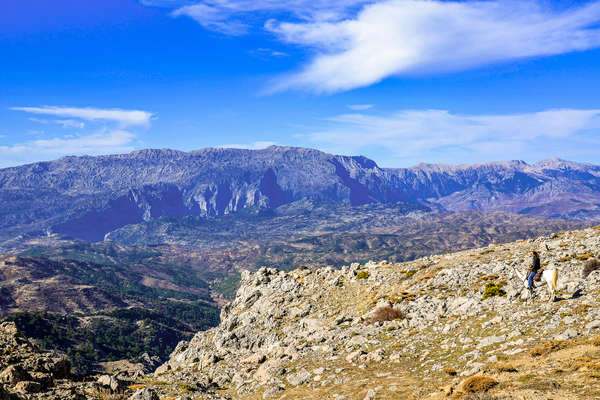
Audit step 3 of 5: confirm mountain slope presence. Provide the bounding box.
[145,225,600,400]
[0,254,220,373]
[0,146,599,241]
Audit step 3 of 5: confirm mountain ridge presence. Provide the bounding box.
[1,146,599,242]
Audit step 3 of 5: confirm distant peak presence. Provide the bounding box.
[534,158,581,169]
[409,159,529,172]
[128,148,185,157]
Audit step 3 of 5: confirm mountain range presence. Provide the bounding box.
[0,146,599,243]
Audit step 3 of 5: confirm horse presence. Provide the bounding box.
[510,263,558,302]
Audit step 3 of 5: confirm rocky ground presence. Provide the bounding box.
[0,319,164,399]
[136,225,600,399]
[3,225,600,399]
[0,321,83,399]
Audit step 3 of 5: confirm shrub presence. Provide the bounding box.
[356,270,370,279]
[461,376,498,393]
[443,367,457,376]
[582,258,600,278]
[180,383,198,393]
[491,363,517,373]
[481,282,506,300]
[530,340,572,357]
[368,305,405,323]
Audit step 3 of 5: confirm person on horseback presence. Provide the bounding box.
[527,250,541,293]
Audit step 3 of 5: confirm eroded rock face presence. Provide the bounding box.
[150,226,600,399]
[1,146,600,243]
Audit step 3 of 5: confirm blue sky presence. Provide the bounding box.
[1,0,600,168]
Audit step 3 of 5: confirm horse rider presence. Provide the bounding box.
[527,250,541,293]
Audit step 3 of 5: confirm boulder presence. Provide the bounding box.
[97,374,127,393]
[242,353,266,365]
[286,369,311,386]
[0,365,30,385]
[129,388,160,400]
[14,380,42,394]
[48,357,71,379]
[262,385,284,398]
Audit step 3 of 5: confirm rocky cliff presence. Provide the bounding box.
[142,225,600,399]
[0,146,599,241]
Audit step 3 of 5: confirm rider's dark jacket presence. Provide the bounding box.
[529,253,541,276]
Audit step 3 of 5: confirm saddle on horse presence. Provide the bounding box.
[533,268,543,282]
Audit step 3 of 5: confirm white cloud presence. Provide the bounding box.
[150,1,600,93]
[267,0,600,92]
[169,0,372,34]
[347,104,373,111]
[217,141,277,150]
[29,117,85,129]
[2,105,155,168]
[58,119,86,129]
[0,130,137,168]
[249,48,289,58]
[12,106,153,127]
[173,3,249,35]
[303,108,600,164]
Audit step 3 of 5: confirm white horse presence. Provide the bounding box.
[511,263,558,302]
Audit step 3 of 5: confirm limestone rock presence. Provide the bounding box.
[286,369,311,386]
[129,388,160,400]
[97,374,127,393]
[14,381,42,394]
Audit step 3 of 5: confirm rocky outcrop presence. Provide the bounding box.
[147,226,600,399]
[0,321,84,399]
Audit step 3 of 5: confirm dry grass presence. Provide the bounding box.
[589,335,600,346]
[464,394,504,400]
[529,340,572,357]
[460,376,498,393]
[572,304,591,314]
[421,273,435,281]
[582,258,600,278]
[530,340,573,357]
[491,363,517,373]
[369,305,405,323]
[572,359,600,371]
[480,274,499,281]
